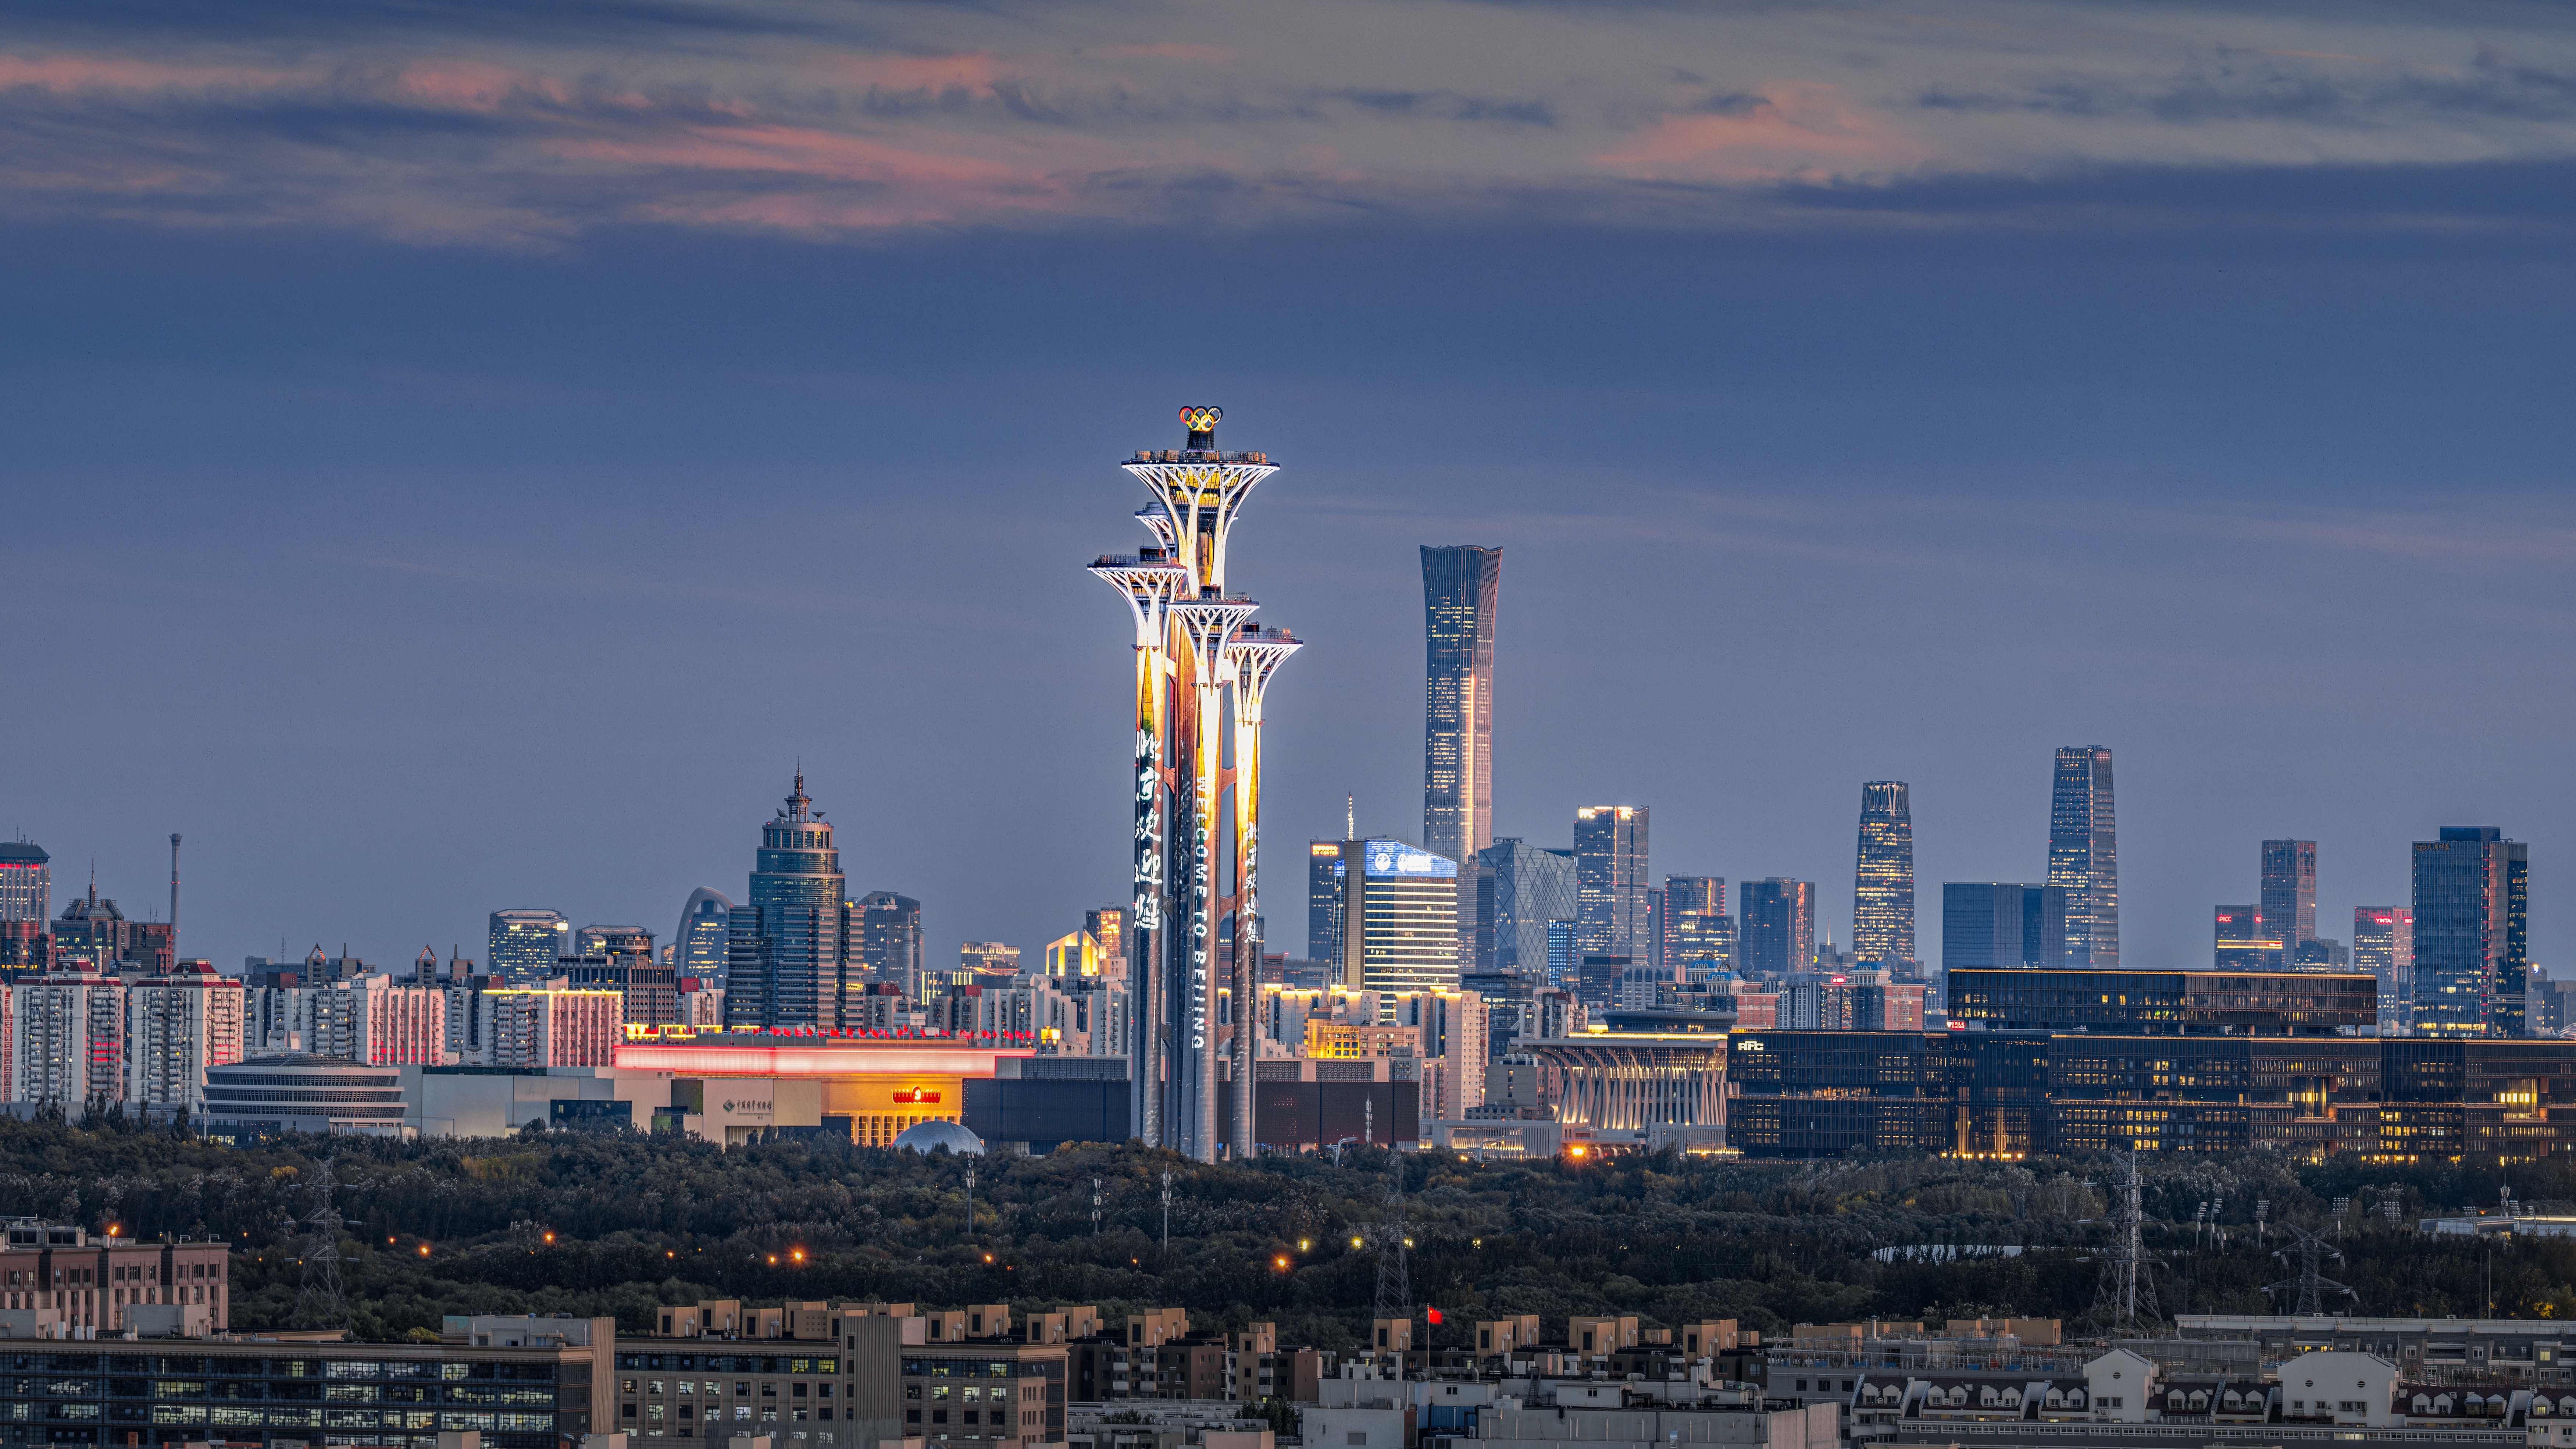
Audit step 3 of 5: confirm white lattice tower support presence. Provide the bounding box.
[1223,624,1301,1157]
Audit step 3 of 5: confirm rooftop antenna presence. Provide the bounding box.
[168,833,181,944]
[1346,795,1355,840]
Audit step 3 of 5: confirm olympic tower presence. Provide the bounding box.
[1089,406,1300,1161]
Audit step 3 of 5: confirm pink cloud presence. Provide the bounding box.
[384,60,569,111]
[820,53,1007,93]
[545,123,1099,228]
[0,53,302,93]
[1593,82,1929,183]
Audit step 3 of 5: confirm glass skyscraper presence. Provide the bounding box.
[1939,883,2065,972]
[1334,839,1460,1013]
[2353,906,2413,1034]
[674,887,732,983]
[2213,905,2280,971]
[1574,806,1649,961]
[0,841,50,923]
[2412,826,2527,1038]
[487,908,569,987]
[852,891,922,988]
[1476,839,1577,973]
[1853,782,1914,968]
[1738,878,1815,977]
[2047,746,2117,967]
[2260,839,2318,961]
[724,771,849,1030]
[1421,545,1502,948]
[1307,841,1346,962]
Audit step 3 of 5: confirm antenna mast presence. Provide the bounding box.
[168,834,181,944]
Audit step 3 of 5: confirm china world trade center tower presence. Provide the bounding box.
[1089,407,1301,1162]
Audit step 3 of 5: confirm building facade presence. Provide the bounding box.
[674,886,733,985]
[1738,879,1815,978]
[11,968,125,1106]
[2215,906,2283,971]
[2354,906,2414,1033]
[725,773,850,1031]
[1477,839,1578,975]
[0,840,50,923]
[2413,827,2527,1039]
[1946,968,2376,1035]
[125,962,246,1111]
[1574,807,1649,963]
[1421,544,1502,954]
[2262,839,2319,959]
[489,908,571,987]
[854,891,923,989]
[1336,840,1460,1011]
[2047,745,2118,967]
[1941,884,2067,973]
[1854,782,1915,969]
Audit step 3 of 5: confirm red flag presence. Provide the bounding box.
[1426,1308,1443,1325]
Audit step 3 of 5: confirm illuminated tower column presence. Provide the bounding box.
[1224,623,1300,1157]
[1088,549,1189,1145]
[1171,590,1258,1160]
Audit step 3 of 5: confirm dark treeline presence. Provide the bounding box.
[8,1118,2576,1344]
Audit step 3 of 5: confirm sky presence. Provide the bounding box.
[7,0,2576,976]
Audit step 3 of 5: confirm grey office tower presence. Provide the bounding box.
[2412,826,2527,1038]
[674,888,733,982]
[1574,806,1650,961]
[1477,839,1577,975]
[854,891,923,987]
[2354,906,2413,1033]
[1738,879,1815,977]
[2261,840,2318,958]
[487,908,569,988]
[1941,883,2065,972]
[2047,746,2117,967]
[1309,840,1347,963]
[1422,545,1501,948]
[1853,782,1915,968]
[723,771,849,1030]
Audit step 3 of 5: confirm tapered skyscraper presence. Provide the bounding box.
[723,772,848,1030]
[2260,840,2318,961]
[1853,782,1914,968]
[1422,546,1501,946]
[2046,746,2117,967]
[1089,407,1300,1161]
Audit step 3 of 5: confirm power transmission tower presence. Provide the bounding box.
[1091,1176,1103,1237]
[1372,1165,1410,1332]
[1159,1168,1174,1254]
[2086,1150,2161,1336]
[291,1159,350,1331]
[964,1163,976,1241]
[2263,1223,2358,1315]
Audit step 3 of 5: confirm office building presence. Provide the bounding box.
[1086,407,1302,1160]
[1476,839,1578,975]
[1737,879,1814,978]
[203,1052,408,1138]
[1043,930,1102,978]
[2294,937,2348,968]
[11,968,126,1106]
[1422,544,1502,951]
[853,891,923,989]
[1308,841,1346,962]
[2412,826,2528,1038]
[52,884,175,975]
[674,887,732,983]
[125,961,245,1112]
[1335,839,1461,1011]
[2213,905,2281,971]
[2046,745,2117,966]
[724,770,849,1031]
[559,925,676,1028]
[1665,907,1735,972]
[1574,806,1649,961]
[1084,905,1127,983]
[1545,919,1577,987]
[0,839,48,922]
[1947,967,2375,1035]
[1940,883,2067,973]
[2261,839,2319,957]
[961,941,1021,978]
[1397,987,1489,1121]
[2354,906,2413,1033]
[488,908,571,987]
[1853,782,1915,968]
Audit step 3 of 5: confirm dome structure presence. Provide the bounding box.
[891,1119,985,1155]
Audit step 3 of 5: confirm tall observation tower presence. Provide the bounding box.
[1089,407,1301,1162]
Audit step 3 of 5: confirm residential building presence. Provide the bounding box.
[675,886,734,985]
[488,908,572,987]
[0,1219,231,1336]
[2215,905,2282,971]
[1574,807,1650,962]
[250,972,446,1064]
[1854,782,1916,968]
[1476,839,1578,974]
[2261,839,2320,959]
[2354,906,2414,1033]
[2413,826,2528,1038]
[2046,745,2117,967]
[475,985,622,1067]
[1738,879,1815,978]
[1422,544,1502,952]
[854,891,924,988]
[725,771,850,1030]
[1335,840,1462,1011]
[0,839,49,923]
[124,960,245,1112]
[11,968,125,1106]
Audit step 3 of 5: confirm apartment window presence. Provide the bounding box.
[1348,1435,1368,1446]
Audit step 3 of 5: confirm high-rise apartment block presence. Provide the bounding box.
[2353,906,2414,1033]
[1738,879,1815,977]
[125,962,244,1112]
[2047,746,2118,966]
[0,841,49,923]
[2213,906,2281,971]
[1853,782,1915,968]
[1940,883,2066,971]
[488,909,571,988]
[10,969,125,1106]
[2261,840,2319,957]
[1422,545,1501,947]
[1475,840,1577,975]
[1574,807,1649,961]
[475,986,621,1068]
[853,892,923,989]
[1334,840,1461,1012]
[724,773,849,1031]
[2413,826,2527,1038]
[674,888,732,984]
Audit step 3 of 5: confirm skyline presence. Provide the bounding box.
[9,4,2576,987]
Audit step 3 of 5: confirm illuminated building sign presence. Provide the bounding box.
[892,1087,941,1104]
[1364,842,1457,880]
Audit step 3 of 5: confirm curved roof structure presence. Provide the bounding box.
[891,1119,985,1155]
